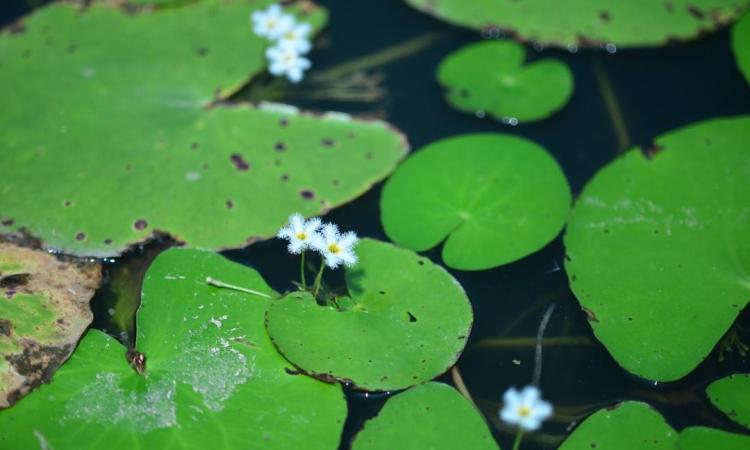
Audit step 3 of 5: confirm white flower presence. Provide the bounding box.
[266,44,311,83]
[277,22,312,54]
[499,386,553,431]
[277,213,322,254]
[312,223,358,269]
[251,4,295,40]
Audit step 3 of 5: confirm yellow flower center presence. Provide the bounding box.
[517,406,531,418]
[296,232,306,240]
[328,243,340,254]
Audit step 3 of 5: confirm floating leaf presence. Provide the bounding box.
[0,0,408,257]
[0,248,346,449]
[380,134,571,270]
[351,382,499,450]
[0,241,100,407]
[706,374,750,429]
[733,13,750,84]
[564,116,750,381]
[558,402,677,450]
[437,41,573,123]
[678,427,750,450]
[403,0,749,48]
[266,239,473,391]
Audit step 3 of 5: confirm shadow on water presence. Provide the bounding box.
[2,0,750,449]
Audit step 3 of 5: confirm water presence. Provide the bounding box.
[3,1,750,449]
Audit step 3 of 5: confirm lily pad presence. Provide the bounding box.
[564,116,750,381]
[678,427,750,450]
[0,248,346,449]
[0,0,408,258]
[732,13,750,84]
[380,134,571,270]
[0,241,100,408]
[403,0,749,48]
[558,402,678,450]
[436,41,573,123]
[265,239,473,391]
[706,374,750,429]
[351,382,499,450]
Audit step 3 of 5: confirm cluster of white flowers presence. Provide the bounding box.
[499,385,553,432]
[251,4,312,83]
[277,213,358,269]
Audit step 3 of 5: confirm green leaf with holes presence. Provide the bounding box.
[0,248,346,449]
[564,116,750,382]
[265,239,473,391]
[706,374,750,429]
[0,0,408,257]
[678,427,750,450]
[380,134,571,270]
[559,402,678,450]
[733,13,750,84]
[404,0,749,48]
[0,242,100,408]
[437,41,573,123]
[351,382,499,450]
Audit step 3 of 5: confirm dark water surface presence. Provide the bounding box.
[3,0,750,449]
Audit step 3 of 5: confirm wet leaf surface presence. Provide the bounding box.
[564,116,750,381]
[0,0,408,257]
[0,248,346,449]
[351,382,499,450]
[437,41,573,122]
[381,133,571,270]
[265,239,473,390]
[0,241,100,408]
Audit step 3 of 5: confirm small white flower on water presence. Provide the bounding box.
[277,213,322,254]
[277,22,313,54]
[499,385,552,431]
[251,4,295,40]
[312,223,358,269]
[266,44,311,83]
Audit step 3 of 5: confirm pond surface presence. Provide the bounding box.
[3,0,750,449]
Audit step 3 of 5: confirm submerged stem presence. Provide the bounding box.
[511,429,524,450]
[312,263,326,298]
[592,59,630,153]
[300,251,307,290]
[451,366,479,412]
[205,277,272,299]
[532,304,557,387]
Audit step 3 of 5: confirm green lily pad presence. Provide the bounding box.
[0,241,101,408]
[404,0,749,48]
[0,0,408,258]
[436,41,573,123]
[0,248,346,449]
[707,374,750,429]
[733,13,750,84]
[558,402,678,450]
[564,116,750,382]
[678,427,750,450]
[351,382,499,450]
[265,239,473,391]
[380,134,571,270]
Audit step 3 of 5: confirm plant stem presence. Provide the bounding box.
[312,263,326,298]
[450,366,479,412]
[205,277,272,299]
[592,59,630,153]
[300,252,307,290]
[512,429,524,450]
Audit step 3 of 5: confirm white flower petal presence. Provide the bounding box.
[519,385,541,406]
[304,217,322,234]
[499,406,519,425]
[287,68,303,83]
[531,401,553,420]
[289,213,304,232]
[519,416,542,431]
[503,387,521,406]
[321,223,339,243]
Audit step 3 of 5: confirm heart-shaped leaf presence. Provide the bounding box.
[351,382,499,450]
[0,242,100,407]
[403,0,748,48]
[677,427,750,450]
[0,248,346,449]
[380,134,571,270]
[733,13,750,85]
[706,374,750,429]
[564,116,750,381]
[437,41,573,123]
[265,239,473,391]
[0,0,408,257]
[558,402,677,450]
